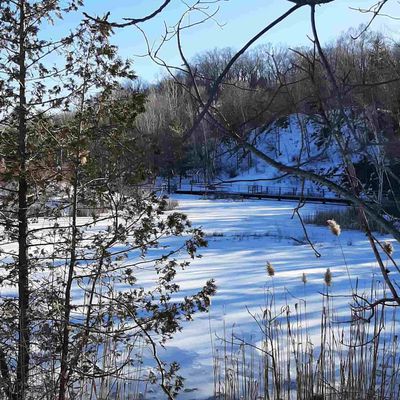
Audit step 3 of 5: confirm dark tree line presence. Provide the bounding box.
[134,29,400,194]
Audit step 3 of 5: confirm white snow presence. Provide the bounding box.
[144,194,398,399]
[2,193,397,399]
[177,114,367,201]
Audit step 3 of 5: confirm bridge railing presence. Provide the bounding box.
[246,184,331,199]
[177,182,337,199]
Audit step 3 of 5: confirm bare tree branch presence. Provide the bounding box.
[350,0,390,39]
[83,0,172,28]
[182,2,305,141]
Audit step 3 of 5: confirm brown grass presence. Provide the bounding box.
[304,207,387,233]
[213,281,399,400]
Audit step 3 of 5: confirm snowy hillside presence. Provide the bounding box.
[204,114,364,194]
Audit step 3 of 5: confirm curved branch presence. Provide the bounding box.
[350,0,390,39]
[83,1,172,28]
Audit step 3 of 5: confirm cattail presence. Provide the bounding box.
[266,261,275,277]
[301,272,307,284]
[324,268,332,286]
[327,219,341,236]
[383,241,394,256]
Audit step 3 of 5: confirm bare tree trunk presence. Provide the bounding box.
[0,348,13,399]
[58,75,88,398]
[16,1,30,398]
[58,168,79,400]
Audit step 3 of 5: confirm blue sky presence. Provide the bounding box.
[63,0,400,82]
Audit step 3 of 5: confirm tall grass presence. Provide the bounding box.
[212,281,400,400]
[165,198,180,210]
[73,337,149,400]
[304,207,388,233]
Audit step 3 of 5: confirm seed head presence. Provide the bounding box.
[266,261,275,277]
[327,219,341,236]
[324,268,332,286]
[301,272,307,284]
[383,241,394,256]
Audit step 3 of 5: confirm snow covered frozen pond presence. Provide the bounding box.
[149,195,397,399]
